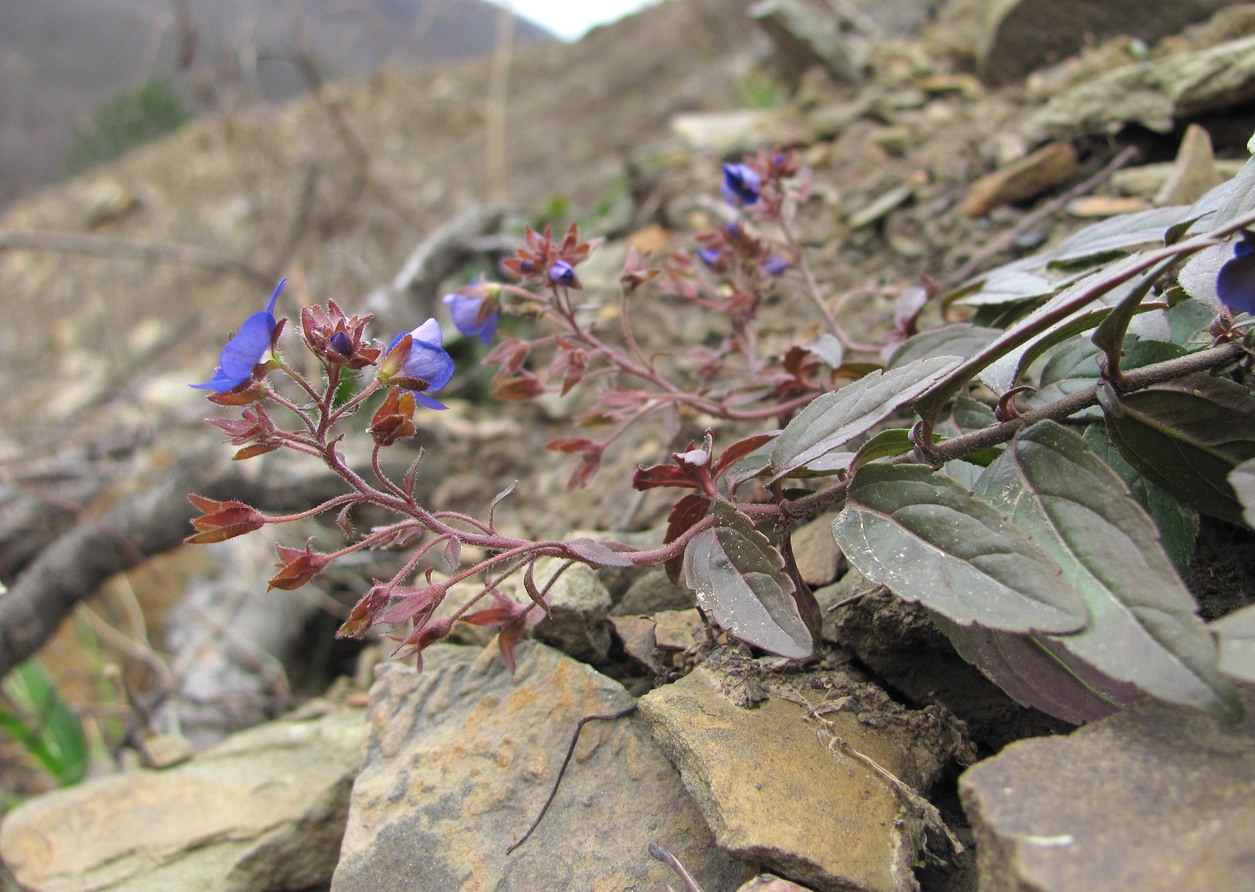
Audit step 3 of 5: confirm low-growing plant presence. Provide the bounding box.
[0,660,89,790]
[188,140,1255,724]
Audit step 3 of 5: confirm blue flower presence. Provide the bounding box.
[721,163,761,207]
[697,248,724,270]
[192,280,284,392]
[761,255,789,277]
[443,288,501,345]
[548,260,577,288]
[384,318,456,410]
[1218,233,1255,317]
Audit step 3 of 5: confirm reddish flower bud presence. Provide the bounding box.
[368,386,417,446]
[185,494,266,544]
[268,541,331,591]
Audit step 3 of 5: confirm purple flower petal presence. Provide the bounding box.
[192,280,284,392]
[1218,234,1255,316]
[721,163,761,207]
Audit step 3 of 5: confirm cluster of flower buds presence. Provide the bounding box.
[500,222,599,290]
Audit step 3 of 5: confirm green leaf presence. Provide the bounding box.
[930,614,1129,724]
[888,325,1000,369]
[1091,255,1177,370]
[1084,424,1198,569]
[1051,205,1186,264]
[913,237,1216,431]
[951,267,1059,308]
[1231,457,1255,528]
[770,355,962,480]
[975,421,1240,721]
[0,660,89,785]
[1211,604,1255,685]
[683,500,814,659]
[1165,296,1220,348]
[1102,373,1255,525]
[1177,242,1231,309]
[831,463,1086,633]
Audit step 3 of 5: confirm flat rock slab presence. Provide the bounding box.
[0,705,365,892]
[960,690,1255,891]
[332,641,750,891]
[638,660,970,892]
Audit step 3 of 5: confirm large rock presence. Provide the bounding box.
[977,0,1244,84]
[0,704,365,892]
[638,654,972,892]
[332,641,751,891]
[1025,34,1255,140]
[960,690,1255,891]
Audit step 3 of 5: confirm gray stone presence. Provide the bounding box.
[1155,123,1224,206]
[977,0,1244,85]
[0,704,365,892]
[790,511,843,588]
[750,0,867,90]
[1026,34,1255,140]
[502,556,613,664]
[962,142,1078,217]
[332,642,752,891]
[638,658,970,892]
[960,690,1255,892]
[612,567,695,616]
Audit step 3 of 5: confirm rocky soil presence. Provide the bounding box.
[3,0,1255,890]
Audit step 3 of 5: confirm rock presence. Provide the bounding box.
[1066,196,1152,217]
[671,109,811,155]
[502,556,613,664]
[1026,34,1255,140]
[612,567,695,615]
[750,0,867,90]
[611,608,708,676]
[962,141,1078,217]
[1111,158,1245,198]
[977,0,1242,85]
[610,614,663,672]
[849,183,915,229]
[1155,123,1223,206]
[0,704,365,892]
[827,580,1067,749]
[790,511,843,588]
[137,733,194,769]
[638,655,971,892]
[738,875,819,892]
[332,641,752,891]
[960,690,1255,891]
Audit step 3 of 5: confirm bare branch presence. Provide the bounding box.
[0,229,272,287]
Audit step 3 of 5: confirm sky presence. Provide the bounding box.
[489,0,660,42]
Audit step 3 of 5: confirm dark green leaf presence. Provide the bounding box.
[771,355,961,480]
[831,463,1086,633]
[930,614,1130,724]
[1084,424,1198,569]
[1177,242,1231,310]
[850,428,919,470]
[1102,373,1255,525]
[952,267,1058,308]
[683,500,814,659]
[1166,295,1221,348]
[950,395,998,435]
[1091,255,1177,369]
[1051,205,1186,264]
[975,421,1238,720]
[1,661,89,785]
[887,325,999,369]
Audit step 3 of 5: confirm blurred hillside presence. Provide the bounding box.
[0,0,553,208]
